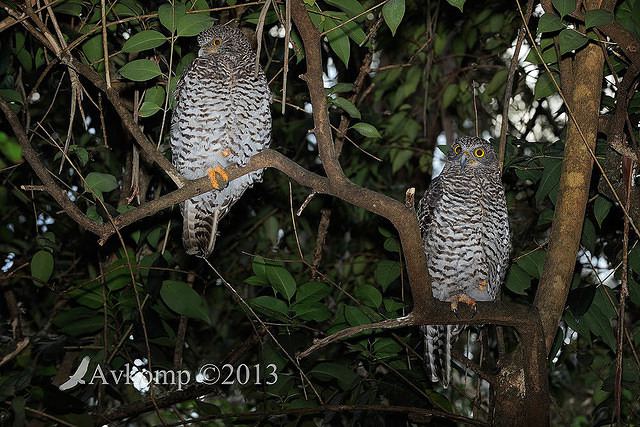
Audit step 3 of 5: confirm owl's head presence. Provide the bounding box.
[447,136,498,172]
[197,25,252,57]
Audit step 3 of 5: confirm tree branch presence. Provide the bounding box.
[534,3,606,351]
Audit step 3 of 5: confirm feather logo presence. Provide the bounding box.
[59,356,90,391]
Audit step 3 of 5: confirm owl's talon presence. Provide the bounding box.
[478,280,488,292]
[208,166,229,189]
[450,299,459,318]
[449,294,477,317]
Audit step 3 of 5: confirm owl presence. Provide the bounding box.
[417,136,511,388]
[170,25,271,257]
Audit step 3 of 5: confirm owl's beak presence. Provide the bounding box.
[460,151,477,170]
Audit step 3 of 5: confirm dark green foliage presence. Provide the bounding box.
[0,0,638,425]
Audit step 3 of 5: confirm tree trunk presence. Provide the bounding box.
[534,30,605,350]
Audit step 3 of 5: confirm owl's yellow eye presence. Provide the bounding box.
[453,145,462,155]
[212,38,222,47]
[475,148,485,158]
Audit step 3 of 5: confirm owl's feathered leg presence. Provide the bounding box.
[421,324,463,388]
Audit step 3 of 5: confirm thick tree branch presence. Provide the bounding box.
[289,0,344,182]
[534,2,606,351]
[592,18,640,68]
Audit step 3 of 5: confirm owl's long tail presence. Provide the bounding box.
[182,199,219,258]
[421,324,463,388]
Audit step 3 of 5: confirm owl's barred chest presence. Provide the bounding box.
[433,173,504,229]
[426,171,508,299]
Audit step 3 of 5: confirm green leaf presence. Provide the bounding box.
[309,362,358,390]
[342,19,368,45]
[594,196,612,227]
[122,30,167,53]
[119,59,163,82]
[54,0,83,17]
[382,0,405,36]
[391,149,413,174]
[344,305,371,326]
[584,9,612,29]
[252,256,268,281]
[552,0,576,18]
[534,71,560,99]
[177,13,214,37]
[140,86,166,117]
[442,84,459,108]
[86,206,103,223]
[31,250,54,287]
[383,236,399,252]
[0,89,23,105]
[538,13,565,33]
[516,249,546,279]
[350,122,381,138]
[373,337,403,358]
[325,19,350,66]
[292,302,331,322]
[330,97,361,118]
[327,83,355,94]
[250,295,289,316]
[161,280,211,324]
[505,264,532,295]
[580,287,616,351]
[536,208,555,226]
[629,245,640,274]
[53,307,104,336]
[568,285,596,321]
[105,258,132,291]
[485,69,509,96]
[558,28,588,55]
[355,284,383,307]
[446,0,465,12]
[535,158,561,204]
[82,35,103,64]
[266,265,297,302]
[158,2,187,34]
[324,0,364,17]
[139,102,162,117]
[581,218,596,253]
[375,260,401,291]
[69,145,88,166]
[84,172,118,200]
[296,281,331,303]
[67,279,103,309]
[0,132,23,163]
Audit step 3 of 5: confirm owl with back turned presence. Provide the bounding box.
[417,136,511,388]
[170,25,271,257]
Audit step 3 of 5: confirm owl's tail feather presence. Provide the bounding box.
[421,324,463,388]
[182,200,219,258]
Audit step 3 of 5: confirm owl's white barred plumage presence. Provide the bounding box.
[417,136,511,388]
[170,25,271,257]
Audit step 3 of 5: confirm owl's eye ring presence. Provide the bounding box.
[453,145,462,155]
[212,38,222,47]
[475,148,485,158]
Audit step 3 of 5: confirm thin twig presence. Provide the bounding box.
[498,0,534,171]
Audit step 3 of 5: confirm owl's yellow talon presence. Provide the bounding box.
[478,280,488,292]
[449,293,477,317]
[221,149,231,156]
[208,166,228,189]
